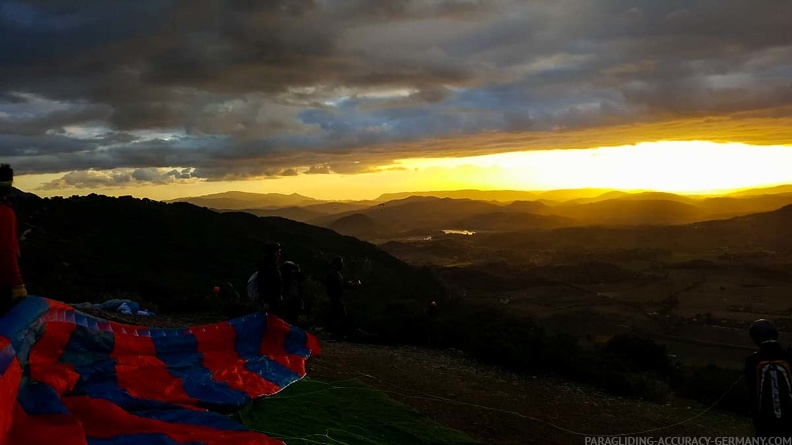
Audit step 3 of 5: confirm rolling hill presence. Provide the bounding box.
[169,191,324,210]
[327,213,393,239]
[12,192,446,343]
[374,190,540,203]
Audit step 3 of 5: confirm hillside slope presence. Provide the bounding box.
[12,193,445,341]
[170,191,323,210]
[315,341,751,445]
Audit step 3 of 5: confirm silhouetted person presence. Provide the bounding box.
[280,260,306,326]
[0,164,25,315]
[745,319,792,438]
[256,242,283,315]
[324,256,360,339]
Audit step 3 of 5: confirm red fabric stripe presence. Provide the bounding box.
[48,300,76,312]
[306,333,321,357]
[64,396,282,445]
[0,338,20,445]
[260,315,308,376]
[111,326,198,406]
[191,323,281,397]
[28,319,79,396]
[7,403,86,445]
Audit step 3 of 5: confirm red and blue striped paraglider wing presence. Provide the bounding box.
[0,297,320,445]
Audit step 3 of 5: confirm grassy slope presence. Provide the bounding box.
[240,379,480,445]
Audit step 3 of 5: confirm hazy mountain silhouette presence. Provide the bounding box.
[169,184,792,236]
[729,184,792,197]
[169,191,323,210]
[450,211,574,231]
[474,203,792,255]
[374,190,539,203]
[689,203,792,248]
[502,200,552,213]
[315,197,510,234]
[531,188,619,202]
[526,192,792,227]
[541,198,705,226]
[696,194,792,219]
[327,213,393,239]
[373,188,627,203]
[228,206,326,222]
[564,191,699,205]
[220,201,373,223]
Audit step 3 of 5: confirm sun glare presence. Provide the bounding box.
[391,141,792,194]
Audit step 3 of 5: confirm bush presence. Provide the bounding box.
[603,333,673,374]
[676,364,748,415]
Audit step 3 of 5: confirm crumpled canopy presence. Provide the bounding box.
[0,297,320,445]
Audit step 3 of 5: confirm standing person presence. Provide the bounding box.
[280,260,305,326]
[0,164,25,315]
[256,242,283,316]
[324,256,360,340]
[745,319,792,438]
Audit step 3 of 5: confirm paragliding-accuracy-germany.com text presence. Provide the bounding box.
[585,437,792,445]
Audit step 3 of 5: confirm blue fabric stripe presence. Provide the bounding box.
[0,296,50,365]
[88,433,203,445]
[0,296,50,340]
[0,341,14,374]
[284,325,310,357]
[71,387,248,431]
[61,326,115,367]
[152,331,249,411]
[17,377,70,415]
[230,313,266,357]
[243,356,298,389]
[231,313,301,389]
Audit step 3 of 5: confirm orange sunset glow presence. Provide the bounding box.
[16,140,792,201]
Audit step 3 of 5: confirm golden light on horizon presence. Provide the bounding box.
[390,141,792,194]
[16,140,792,201]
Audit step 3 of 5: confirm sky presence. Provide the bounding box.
[2,0,792,200]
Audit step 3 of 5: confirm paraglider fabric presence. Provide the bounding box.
[0,297,320,445]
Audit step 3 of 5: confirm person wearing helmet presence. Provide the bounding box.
[745,319,792,437]
[0,164,25,315]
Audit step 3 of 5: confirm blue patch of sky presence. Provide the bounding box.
[292,78,627,146]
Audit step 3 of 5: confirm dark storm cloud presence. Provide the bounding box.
[1,0,791,187]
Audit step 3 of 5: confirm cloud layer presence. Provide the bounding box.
[1,0,791,187]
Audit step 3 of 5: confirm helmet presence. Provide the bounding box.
[749,319,778,345]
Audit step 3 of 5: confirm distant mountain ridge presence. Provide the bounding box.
[166,185,792,239]
[168,191,324,210]
[169,183,792,210]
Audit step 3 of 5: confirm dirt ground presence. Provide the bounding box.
[310,337,752,445]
